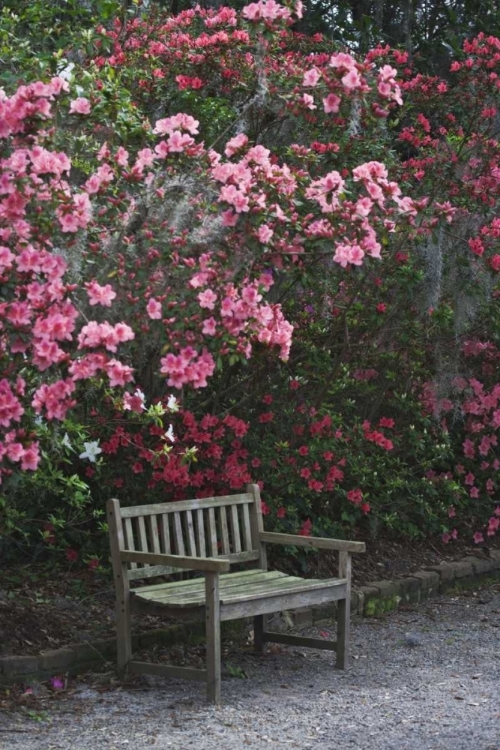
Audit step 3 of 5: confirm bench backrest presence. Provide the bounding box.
[107,484,265,582]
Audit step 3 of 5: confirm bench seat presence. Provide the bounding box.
[132,569,348,619]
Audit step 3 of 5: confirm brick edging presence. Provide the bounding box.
[0,623,204,685]
[306,549,500,625]
[1,550,499,684]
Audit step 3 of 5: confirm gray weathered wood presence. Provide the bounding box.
[229,504,242,553]
[196,509,206,557]
[148,515,161,554]
[136,568,276,595]
[260,531,366,553]
[205,572,221,704]
[160,513,171,554]
[220,550,259,564]
[247,483,267,570]
[207,507,218,556]
[173,512,186,556]
[106,499,132,677]
[220,585,347,622]
[135,571,289,604]
[241,502,253,551]
[129,661,207,681]
[137,516,148,561]
[337,551,351,669]
[128,564,181,580]
[185,511,197,557]
[263,632,338,651]
[135,574,346,609]
[120,493,253,517]
[126,549,259,581]
[218,505,230,554]
[120,550,230,572]
[123,517,137,569]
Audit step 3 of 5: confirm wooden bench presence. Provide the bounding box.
[107,484,365,703]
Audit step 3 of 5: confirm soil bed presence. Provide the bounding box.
[1,535,498,658]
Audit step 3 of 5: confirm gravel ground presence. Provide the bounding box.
[1,585,499,750]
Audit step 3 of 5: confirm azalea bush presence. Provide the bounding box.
[1,1,500,565]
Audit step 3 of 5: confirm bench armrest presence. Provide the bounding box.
[259,532,365,553]
[120,551,230,573]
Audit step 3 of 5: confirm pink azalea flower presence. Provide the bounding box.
[146,298,162,320]
[303,68,321,87]
[198,289,217,310]
[202,317,217,336]
[85,281,116,307]
[69,97,91,115]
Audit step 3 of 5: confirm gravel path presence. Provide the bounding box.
[1,585,499,750]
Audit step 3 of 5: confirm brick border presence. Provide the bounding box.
[0,624,204,685]
[1,550,499,684]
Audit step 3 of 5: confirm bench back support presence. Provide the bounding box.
[107,484,266,582]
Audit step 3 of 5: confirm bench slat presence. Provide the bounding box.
[129,661,207,682]
[241,502,253,551]
[263,632,338,651]
[196,509,206,557]
[185,511,197,557]
[208,507,218,556]
[161,514,171,554]
[120,493,253,517]
[135,568,275,595]
[220,585,346,622]
[127,550,260,581]
[260,531,365,553]
[160,577,336,606]
[218,506,230,555]
[173,512,186,556]
[133,572,286,604]
[148,515,161,554]
[122,551,229,572]
[229,505,242,553]
[123,517,137,569]
[137,516,148,565]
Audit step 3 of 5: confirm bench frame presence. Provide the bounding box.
[107,484,365,703]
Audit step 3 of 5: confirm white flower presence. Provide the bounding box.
[164,425,175,443]
[167,395,179,412]
[79,441,103,463]
[62,433,72,450]
[134,388,146,404]
[58,61,75,82]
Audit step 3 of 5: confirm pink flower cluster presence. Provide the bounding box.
[242,0,294,24]
[160,347,216,389]
[0,82,142,482]
[298,51,402,119]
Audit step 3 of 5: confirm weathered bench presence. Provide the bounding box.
[107,484,365,703]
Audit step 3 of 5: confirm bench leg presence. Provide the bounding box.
[336,597,350,669]
[205,573,221,704]
[116,598,132,679]
[337,551,351,669]
[253,615,268,654]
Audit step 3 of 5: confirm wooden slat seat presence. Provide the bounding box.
[132,569,348,610]
[107,484,365,704]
